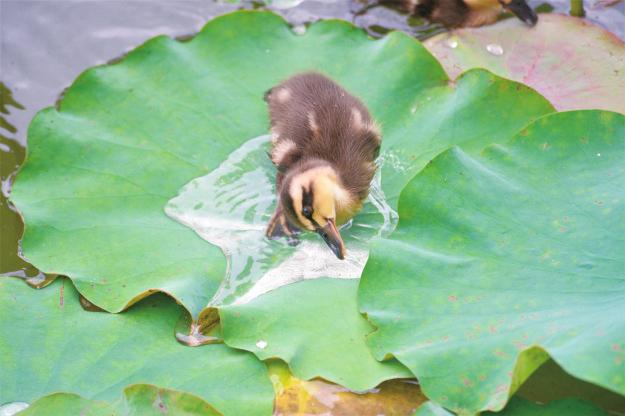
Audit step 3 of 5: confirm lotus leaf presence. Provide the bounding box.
[19,385,221,416]
[359,111,625,413]
[424,14,625,113]
[414,397,608,415]
[0,278,273,416]
[220,278,412,391]
[10,11,553,315]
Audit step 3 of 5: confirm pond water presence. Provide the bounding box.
[1,0,624,414]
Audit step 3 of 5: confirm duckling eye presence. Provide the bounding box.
[302,206,313,219]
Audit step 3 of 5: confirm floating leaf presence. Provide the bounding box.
[269,360,427,415]
[221,278,412,390]
[359,111,625,413]
[20,385,221,416]
[414,397,608,415]
[10,11,553,314]
[424,14,625,113]
[0,278,273,416]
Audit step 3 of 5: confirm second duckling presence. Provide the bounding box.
[264,72,381,260]
[364,0,537,28]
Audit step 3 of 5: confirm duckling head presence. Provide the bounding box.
[499,0,537,25]
[462,0,537,26]
[281,163,349,260]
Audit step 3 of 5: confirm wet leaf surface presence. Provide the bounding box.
[10,11,553,315]
[165,134,396,311]
[0,278,274,416]
[424,14,625,113]
[221,278,412,391]
[359,111,625,414]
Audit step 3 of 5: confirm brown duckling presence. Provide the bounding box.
[264,72,381,260]
[370,0,537,28]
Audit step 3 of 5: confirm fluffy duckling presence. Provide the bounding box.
[264,72,381,260]
[375,0,537,28]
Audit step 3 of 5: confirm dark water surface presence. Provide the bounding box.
[1,0,625,413]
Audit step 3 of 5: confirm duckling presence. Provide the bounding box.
[362,0,537,28]
[264,72,381,260]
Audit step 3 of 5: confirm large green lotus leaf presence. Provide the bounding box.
[414,397,608,415]
[220,278,412,391]
[10,11,553,314]
[424,14,625,114]
[19,385,221,416]
[0,278,273,416]
[359,111,625,414]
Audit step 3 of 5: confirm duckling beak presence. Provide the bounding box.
[316,219,346,260]
[503,0,538,25]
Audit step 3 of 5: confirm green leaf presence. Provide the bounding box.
[17,394,114,416]
[359,111,625,414]
[20,385,222,416]
[414,397,608,415]
[220,278,412,391]
[0,278,273,416]
[424,14,625,114]
[10,11,553,314]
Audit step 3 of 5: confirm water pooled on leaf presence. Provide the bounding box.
[292,24,307,35]
[24,273,56,289]
[165,135,397,307]
[0,402,29,416]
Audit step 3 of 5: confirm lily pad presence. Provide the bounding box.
[220,278,412,391]
[414,397,608,415]
[269,360,427,416]
[359,111,625,414]
[424,14,625,113]
[10,11,553,314]
[0,277,274,416]
[19,385,221,416]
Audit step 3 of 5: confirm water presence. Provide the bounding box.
[165,135,397,306]
[486,43,505,55]
[0,402,29,416]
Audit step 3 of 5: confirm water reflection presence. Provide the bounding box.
[0,83,44,282]
[165,135,397,307]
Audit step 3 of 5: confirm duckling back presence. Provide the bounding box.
[265,72,381,202]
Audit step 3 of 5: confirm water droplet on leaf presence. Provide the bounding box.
[486,44,504,56]
[445,38,458,49]
[292,25,306,35]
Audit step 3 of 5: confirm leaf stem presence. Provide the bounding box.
[570,0,585,17]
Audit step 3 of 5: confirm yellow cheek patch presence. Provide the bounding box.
[288,165,358,229]
[464,0,501,9]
